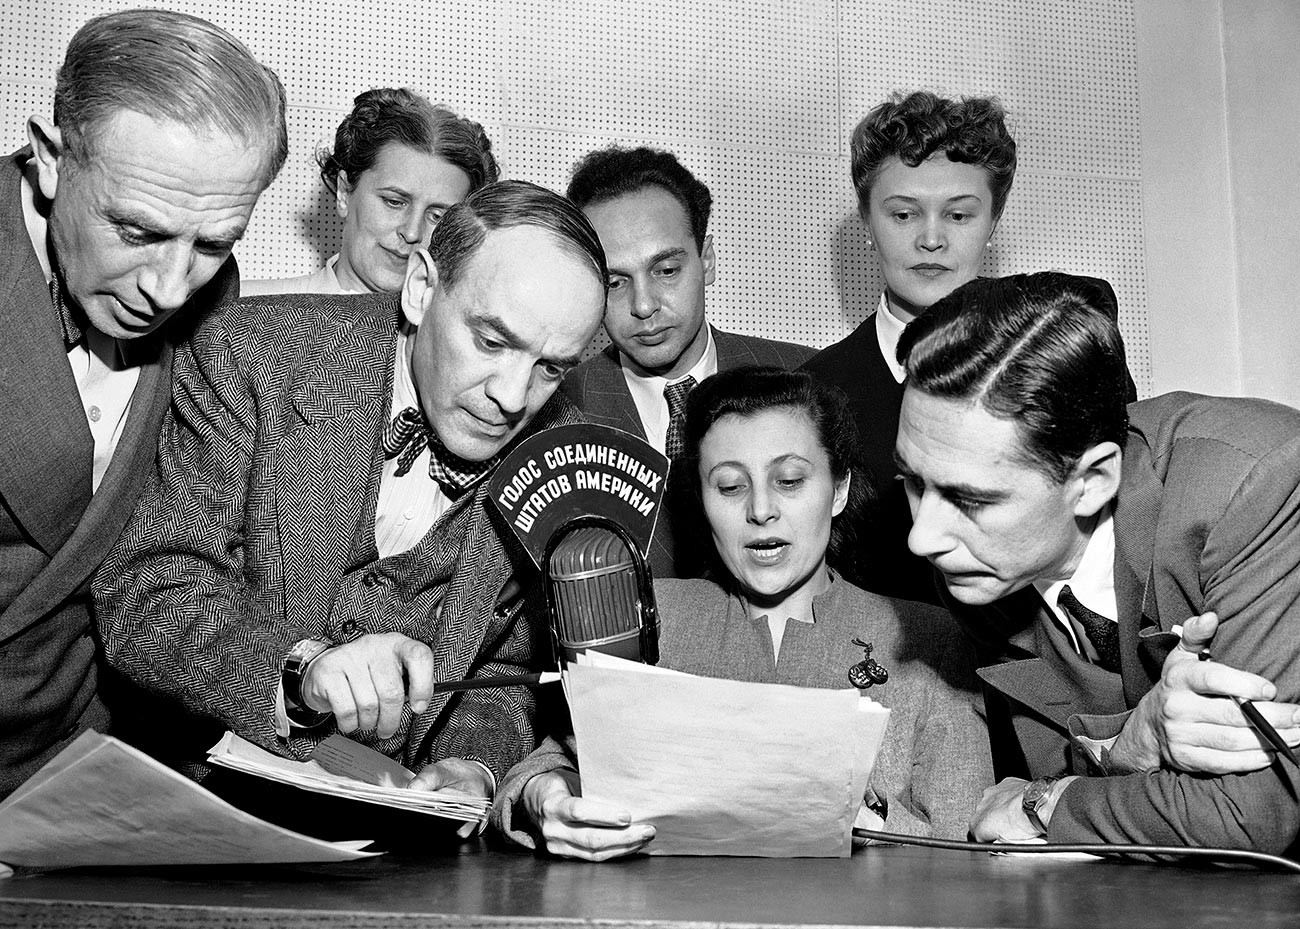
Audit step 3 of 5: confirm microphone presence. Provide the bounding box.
[543,515,660,666]
[487,423,669,667]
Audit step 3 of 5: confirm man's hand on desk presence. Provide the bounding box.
[1109,612,1300,775]
[410,758,495,839]
[522,769,655,861]
[969,777,1075,842]
[301,633,434,739]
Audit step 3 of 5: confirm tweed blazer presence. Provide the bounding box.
[0,148,236,799]
[560,327,815,578]
[949,392,1300,855]
[95,293,576,782]
[494,576,991,846]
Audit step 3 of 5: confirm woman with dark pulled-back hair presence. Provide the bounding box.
[244,88,498,296]
[492,367,992,860]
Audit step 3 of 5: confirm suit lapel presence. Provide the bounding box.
[0,153,93,555]
[276,313,394,631]
[975,589,1127,728]
[581,348,646,439]
[1114,423,1179,701]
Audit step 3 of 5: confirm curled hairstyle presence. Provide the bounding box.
[318,88,499,196]
[683,366,872,580]
[567,146,713,250]
[54,9,287,186]
[851,90,1017,221]
[429,179,607,293]
[898,272,1131,483]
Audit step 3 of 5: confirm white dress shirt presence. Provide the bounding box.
[619,325,719,454]
[374,323,454,558]
[873,293,909,385]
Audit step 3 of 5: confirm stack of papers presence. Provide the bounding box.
[207,732,489,824]
[0,732,377,868]
[566,653,890,857]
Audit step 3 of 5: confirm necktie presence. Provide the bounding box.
[381,407,495,498]
[663,376,697,460]
[1058,585,1121,673]
[49,257,89,350]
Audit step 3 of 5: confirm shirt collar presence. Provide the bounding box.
[393,320,419,416]
[619,323,719,452]
[619,322,718,393]
[1033,505,1118,622]
[873,293,908,384]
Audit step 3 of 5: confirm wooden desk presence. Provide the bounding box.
[1,843,1297,929]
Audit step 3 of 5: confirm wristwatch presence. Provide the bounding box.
[1021,776,1061,835]
[282,638,332,727]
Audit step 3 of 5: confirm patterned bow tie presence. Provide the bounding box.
[381,407,496,498]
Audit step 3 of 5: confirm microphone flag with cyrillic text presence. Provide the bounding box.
[488,424,669,567]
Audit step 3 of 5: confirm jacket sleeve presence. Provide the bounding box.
[490,734,579,849]
[1049,432,1300,854]
[94,309,309,754]
[905,616,994,840]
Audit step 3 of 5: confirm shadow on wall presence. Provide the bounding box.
[299,184,344,269]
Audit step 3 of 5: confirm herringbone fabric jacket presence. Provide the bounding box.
[95,293,572,780]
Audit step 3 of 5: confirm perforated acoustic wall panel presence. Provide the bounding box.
[1,0,1150,391]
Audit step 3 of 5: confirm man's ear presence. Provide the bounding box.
[832,472,851,518]
[400,249,438,328]
[1071,441,1122,518]
[335,171,352,219]
[701,234,716,286]
[27,116,64,201]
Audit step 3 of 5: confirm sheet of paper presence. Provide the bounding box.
[206,733,488,822]
[0,732,379,868]
[566,656,889,857]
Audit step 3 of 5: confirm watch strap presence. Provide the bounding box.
[1021,776,1061,834]
[282,638,332,727]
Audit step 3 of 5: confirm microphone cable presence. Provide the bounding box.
[850,828,1300,874]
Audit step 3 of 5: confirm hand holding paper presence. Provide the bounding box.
[523,768,656,861]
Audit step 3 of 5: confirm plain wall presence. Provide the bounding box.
[1137,0,1299,407]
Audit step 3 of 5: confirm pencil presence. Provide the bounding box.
[431,671,562,694]
[1199,649,1297,765]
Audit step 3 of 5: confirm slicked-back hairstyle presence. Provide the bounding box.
[898,272,1131,483]
[54,9,287,187]
[851,90,1016,221]
[429,179,607,293]
[566,146,713,250]
[318,88,499,196]
[683,366,873,579]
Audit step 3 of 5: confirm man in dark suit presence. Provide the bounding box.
[895,272,1300,854]
[96,182,609,813]
[560,146,813,578]
[0,10,285,801]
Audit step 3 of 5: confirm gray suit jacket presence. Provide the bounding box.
[560,327,814,578]
[951,392,1300,855]
[0,148,236,798]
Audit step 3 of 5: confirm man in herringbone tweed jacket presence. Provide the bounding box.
[95,182,608,805]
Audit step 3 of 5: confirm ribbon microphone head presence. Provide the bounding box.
[545,518,660,667]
